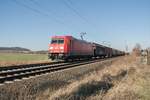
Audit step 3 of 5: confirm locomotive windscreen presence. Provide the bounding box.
[51,38,64,44]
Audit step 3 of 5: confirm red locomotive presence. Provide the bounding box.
[48,36,94,60]
[48,35,125,60]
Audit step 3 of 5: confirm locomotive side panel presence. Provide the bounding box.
[69,38,94,58]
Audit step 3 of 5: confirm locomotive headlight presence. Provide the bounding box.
[50,47,53,49]
[60,47,64,49]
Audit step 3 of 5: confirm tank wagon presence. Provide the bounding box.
[48,35,125,60]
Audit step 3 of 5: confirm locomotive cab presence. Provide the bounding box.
[48,36,71,60]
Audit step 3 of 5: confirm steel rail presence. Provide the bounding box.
[0,61,65,72]
[0,59,103,83]
[0,60,87,76]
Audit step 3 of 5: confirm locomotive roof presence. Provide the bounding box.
[51,35,91,43]
[51,35,72,38]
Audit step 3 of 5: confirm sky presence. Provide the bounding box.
[0,0,150,51]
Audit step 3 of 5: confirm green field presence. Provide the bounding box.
[0,53,49,66]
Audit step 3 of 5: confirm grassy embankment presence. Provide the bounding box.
[0,53,49,66]
[46,55,150,100]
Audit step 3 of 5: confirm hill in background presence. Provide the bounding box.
[0,47,31,53]
[0,47,30,51]
[0,47,48,54]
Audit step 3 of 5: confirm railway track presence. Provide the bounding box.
[0,58,106,84]
[0,61,65,71]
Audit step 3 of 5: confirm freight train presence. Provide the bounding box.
[48,36,125,60]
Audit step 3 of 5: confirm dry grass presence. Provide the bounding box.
[104,55,150,100]
[47,56,133,100]
[46,55,150,100]
[2,55,148,100]
[0,56,146,100]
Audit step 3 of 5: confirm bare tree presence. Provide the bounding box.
[132,43,142,56]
